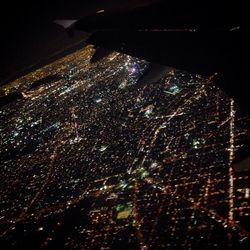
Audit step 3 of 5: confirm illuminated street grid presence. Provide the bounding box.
[0,45,250,249]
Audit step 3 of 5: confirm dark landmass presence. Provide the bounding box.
[29,74,62,90]
[0,92,23,108]
[90,47,113,63]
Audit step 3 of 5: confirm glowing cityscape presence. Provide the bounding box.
[0,45,249,249]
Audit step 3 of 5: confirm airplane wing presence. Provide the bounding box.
[54,0,250,112]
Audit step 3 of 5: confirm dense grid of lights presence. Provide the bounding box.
[0,45,250,249]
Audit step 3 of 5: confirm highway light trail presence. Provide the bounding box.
[228,99,235,223]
